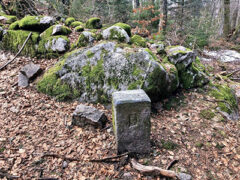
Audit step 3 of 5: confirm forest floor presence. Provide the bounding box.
[0,50,240,180]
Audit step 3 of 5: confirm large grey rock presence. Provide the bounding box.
[165,45,209,89]
[112,89,151,154]
[46,37,69,53]
[42,36,69,53]
[18,63,42,87]
[72,104,107,128]
[102,26,130,43]
[48,42,179,102]
[203,50,240,62]
[40,16,55,26]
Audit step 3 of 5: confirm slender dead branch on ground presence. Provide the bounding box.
[41,153,81,162]
[0,32,32,71]
[90,152,130,162]
[226,68,240,77]
[131,158,179,179]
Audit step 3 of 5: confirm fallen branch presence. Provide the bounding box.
[90,152,130,163]
[131,158,179,179]
[41,153,80,162]
[167,159,179,170]
[0,32,32,71]
[226,68,240,77]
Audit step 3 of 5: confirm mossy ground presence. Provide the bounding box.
[200,109,215,120]
[0,13,17,24]
[8,20,19,30]
[18,16,40,30]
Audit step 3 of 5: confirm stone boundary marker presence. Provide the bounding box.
[112,89,151,154]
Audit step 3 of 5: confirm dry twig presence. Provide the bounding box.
[0,32,32,71]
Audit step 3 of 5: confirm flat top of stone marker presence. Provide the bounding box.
[112,89,151,105]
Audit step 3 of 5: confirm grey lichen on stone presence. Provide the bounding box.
[112,89,151,154]
[102,26,130,43]
[38,42,179,102]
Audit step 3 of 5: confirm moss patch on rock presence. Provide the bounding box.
[210,84,239,120]
[70,21,84,28]
[8,20,20,30]
[40,25,71,39]
[37,58,74,101]
[65,17,75,26]
[114,22,131,36]
[2,30,39,57]
[18,16,40,29]
[86,17,102,29]
[131,35,146,47]
[75,26,84,32]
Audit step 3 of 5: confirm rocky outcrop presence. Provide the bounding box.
[165,46,209,89]
[37,42,179,102]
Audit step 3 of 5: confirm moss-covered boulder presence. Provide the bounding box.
[38,35,70,57]
[86,17,102,29]
[75,26,84,32]
[0,14,17,24]
[1,30,39,57]
[74,31,95,48]
[0,26,3,40]
[165,46,209,89]
[18,16,55,31]
[70,21,84,28]
[37,42,179,102]
[102,26,130,43]
[131,35,146,47]
[65,17,75,26]
[114,23,131,36]
[9,20,20,30]
[210,84,239,121]
[40,25,71,39]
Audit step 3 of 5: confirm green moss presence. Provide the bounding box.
[86,17,102,29]
[70,21,84,28]
[161,139,178,150]
[75,26,84,32]
[65,17,75,26]
[114,22,131,36]
[18,15,40,29]
[200,109,215,120]
[9,20,19,30]
[38,35,70,58]
[41,25,71,39]
[210,84,238,115]
[0,13,17,24]
[131,35,146,47]
[37,59,73,101]
[2,30,39,57]
[195,142,204,148]
[165,45,192,56]
[109,28,127,42]
[86,50,94,58]
[145,48,158,61]
[75,32,95,48]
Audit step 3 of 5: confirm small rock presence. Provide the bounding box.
[40,16,55,26]
[72,104,107,128]
[9,106,19,113]
[50,37,69,53]
[52,25,63,35]
[102,26,130,43]
[62,161,68,169]
[178,173,192,180]
[18,63,42,87]
[122,172,132,180]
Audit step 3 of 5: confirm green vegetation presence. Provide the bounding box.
[65,17,75,26]
[210,84,238,115]
[18,15,40,29]
[86,17,102,29]
[131,35,147,47]
[161,139,179,150]
[75,26,84,32]
[200,109,215,120]
[0,13,17,24]
[9,20,20,30]
[40,25,71,39]
[2,30,39,57]
[70,21,84,28]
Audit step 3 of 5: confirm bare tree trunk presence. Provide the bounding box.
[223,0,230,38]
